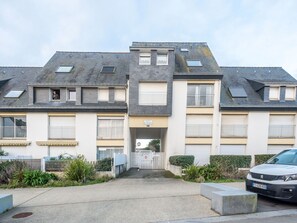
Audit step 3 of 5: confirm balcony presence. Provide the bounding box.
[186,124,212,137]
[1,126,26,138]
[139,92,167,106]
[49,126,75,139]
[187,94,214,107]
[97,127,124,139]
[221,125,247,138]
[269,125,295,138]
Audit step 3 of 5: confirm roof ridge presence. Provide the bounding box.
[55,51,129,54]
[132,41,207,44]
[220,66,283,69]
[0,66,42,68]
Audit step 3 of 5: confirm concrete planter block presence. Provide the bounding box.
[211,190,257,215]
[0,194,13,214]
[200,183,240,199]
[168,164,183,177]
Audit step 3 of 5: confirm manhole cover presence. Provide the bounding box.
[12,212,33,219]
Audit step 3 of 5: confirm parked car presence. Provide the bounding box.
[246,148,297,202]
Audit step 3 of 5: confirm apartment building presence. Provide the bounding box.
[0,42,297,169]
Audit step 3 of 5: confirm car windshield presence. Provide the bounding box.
[267,150,297,165]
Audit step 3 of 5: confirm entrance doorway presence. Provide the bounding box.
[130,128,166,169]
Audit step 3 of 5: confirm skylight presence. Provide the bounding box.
[180,48,189,52]
[229,87,247,98]
[56,66,73,73]
[186,60,202,67]
[101,66,116,74]
[4,90,24,98]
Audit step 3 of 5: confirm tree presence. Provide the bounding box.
[145,139,160,152]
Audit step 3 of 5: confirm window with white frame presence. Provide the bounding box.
[68,89,76,101]
[98,88,109,102]
[221,115,248,138]
[97,117,124,139]
[97,147,123,160]
[186,115,212,137]
[1,116,26,138]
[49,116,75,139]
[269,86,280,100]
[187,84,214,107]
[139,82,167,106]
[139,53,151,65]
[220,145,246,155]
[285,87,296,101]
[269,115,295,138]
[156,53,168,65]
[114,88,126,102]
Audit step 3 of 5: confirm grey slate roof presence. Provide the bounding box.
[220,67,297,110]
[131,42,222,78]
[0,67,42,108]
[33,52,130,86]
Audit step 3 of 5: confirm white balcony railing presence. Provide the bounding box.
[186,124,212,137]
[139,92,167,106]
[221,125,247,138]
[97,126,124,139]
[269,125,295,138]
[187,94,214,107]
[49,126,75,139]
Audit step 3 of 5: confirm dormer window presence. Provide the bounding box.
[51,89,60,101]
[139,53,151,65]
[285,87,296,101]
[186,60,202,67]
[56,66,73,73]
[269,86,280,100]
[101,66,115,74]
[156,53,168,65]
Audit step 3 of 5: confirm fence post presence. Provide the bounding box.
[41,158,46,172]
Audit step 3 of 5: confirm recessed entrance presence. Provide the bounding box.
[130,128,167,169]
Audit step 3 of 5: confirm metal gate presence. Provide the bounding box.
[131,151,164,169]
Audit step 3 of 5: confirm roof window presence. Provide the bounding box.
[180,48,189,52]
[186,60,202,67]
[228,86,247,98]
[56,66,73,73]
[101,66,116,74]
[4,90,24,98]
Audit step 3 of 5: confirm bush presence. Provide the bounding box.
[0,150,8,156]
[255,154,276,166]
[23,170,57,186]
[183,164,221,182]
[0,160,28,184]
[169,155,194,168]
[96,158,113,171]
[210,155,251,177]
[64,155,95,183]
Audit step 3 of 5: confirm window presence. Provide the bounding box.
[186,60,202,67]
[228,86,247,98]
[187,84,213,107]
[4,90,24,98]
[56,66,73,73]
[49,116,75,139]
[114,88,126,102]
[68,89,76,101]
[269,115,295,138]
[285,87,296,100]
[97,147,123,160]
[221,115,248,138]
[186,115,212,137]
[51,89,60,101]
[156,53,168,65]
[220,145,246,155]
[1,117,26,138]
[185,145,210,165]
[101,66,115,74]
[98,88,109,102]
[269,86,280,100]
[97,117,124,139]
[139,53,151,65]
[180,48,189,52]
[139,82,167,106]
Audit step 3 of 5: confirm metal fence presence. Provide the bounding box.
[0,156,42,170]
[186,124,212,137]
[221,125,247,137]
[269,125,295,138]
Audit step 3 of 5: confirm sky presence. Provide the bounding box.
[1,0,297,77]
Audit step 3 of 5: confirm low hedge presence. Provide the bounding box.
[255,154,275,166]
[96,158,113,171]
[169,155,194,168]
[210,155,251,173]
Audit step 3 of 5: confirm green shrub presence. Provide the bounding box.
[183,164,221,182]
[0,150,8,156]
[96,158,113,171]
[64,155,95,183]
[210,155,251,176]
[255,154,276,166]
[23,170,57,186]
[0,161,28,184]
[169,155,194,168]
